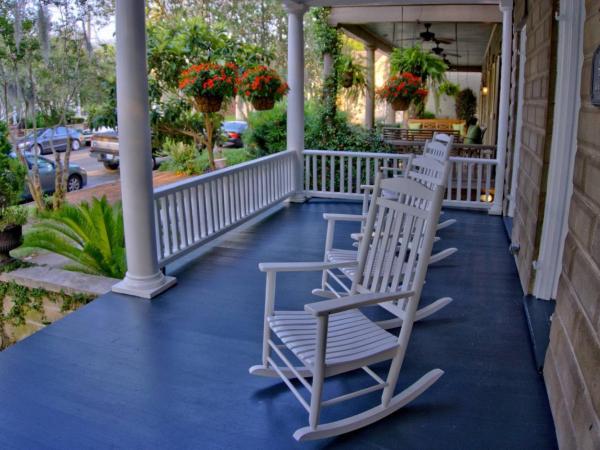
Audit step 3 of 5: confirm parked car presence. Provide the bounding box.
[11,152,87,199]
[221,121,248,148]
[90,131,158,171]
[80,129,94,146]
[16,127,83,154]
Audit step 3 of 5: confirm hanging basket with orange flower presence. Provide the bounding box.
[179,62,238,113]
[377,72,426,111]
[239,66,289,111]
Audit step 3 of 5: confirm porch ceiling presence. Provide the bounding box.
[287,1,500,68]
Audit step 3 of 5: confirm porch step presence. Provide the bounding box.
[0,266,119,296]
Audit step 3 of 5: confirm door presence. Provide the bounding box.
[53,127,68,151]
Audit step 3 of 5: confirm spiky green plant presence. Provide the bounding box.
[22,197,126,279]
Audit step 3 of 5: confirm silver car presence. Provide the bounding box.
[12,153,88,199]
[17,127,83,155]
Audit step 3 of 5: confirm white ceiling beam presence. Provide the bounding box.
[329,5,502,25]
[340,24,394,53]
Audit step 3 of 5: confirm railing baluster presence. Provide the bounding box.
[476,163,483,204]
[340,156,345,193]
[198,184,207,238]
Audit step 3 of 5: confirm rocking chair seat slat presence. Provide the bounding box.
[268,309,398,370]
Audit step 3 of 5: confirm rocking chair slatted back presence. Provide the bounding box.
[352,173,438,297]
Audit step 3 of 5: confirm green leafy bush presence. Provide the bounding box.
[455,88,477,122]
[223,148,252,166]
[159,139,210,175]
[420,111,437,119]
[244,101,391,157]
[22,197,126,279]
[0,121,27,230]
[243,102,288,157]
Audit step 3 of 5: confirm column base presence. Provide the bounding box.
[289,193,308,203]
[112,271,177,299]
[488,205,503,216]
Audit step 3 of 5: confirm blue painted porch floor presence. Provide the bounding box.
[0,201,557,449]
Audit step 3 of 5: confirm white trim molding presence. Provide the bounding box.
[533,0,585,300]
[489,0,513,215]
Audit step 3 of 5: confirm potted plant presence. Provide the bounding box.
[179,62,238,170]
[239,65,289,111]
[336,54,365,89]
[377,72,428,111]
[0,122,27,257]
[179,62,238,113]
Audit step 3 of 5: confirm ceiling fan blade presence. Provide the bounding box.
[435,38,455,44]
[444,52,462,58]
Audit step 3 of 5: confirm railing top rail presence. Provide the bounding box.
[303,149,410,158]
[154,149,295,196]
[448,156,498,164]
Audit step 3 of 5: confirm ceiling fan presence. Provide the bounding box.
[398,23,455,45]
[431,40,461,58]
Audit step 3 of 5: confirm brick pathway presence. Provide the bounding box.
[65,171,188,204]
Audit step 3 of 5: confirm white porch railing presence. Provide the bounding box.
[303,150,497,210]
[154,150,296,267]
[152,148,497,267]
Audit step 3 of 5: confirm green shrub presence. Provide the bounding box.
[223,148,252,166]
[22,197,126,279]
[244,102,288,157]
[419,111,436,119]
[244,101,392,157]
[0,121,27,229]
[159,139,210,175]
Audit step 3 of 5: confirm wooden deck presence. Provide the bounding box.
[0,201,557,449]
[66,170,188,204]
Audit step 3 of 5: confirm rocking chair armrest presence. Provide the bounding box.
[322,213,367,222]
[360,184,374,191]
[305,290,415,317]
[259,260,358,273]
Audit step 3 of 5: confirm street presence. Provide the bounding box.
[69,145,121,189]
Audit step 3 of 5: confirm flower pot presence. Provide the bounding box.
[0,224,22,255]
[341,72,354,88]
[391,98,411,111]
[194,95,223,113]
[252,97,275,111]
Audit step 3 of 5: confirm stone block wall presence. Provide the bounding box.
[544,0,600,447]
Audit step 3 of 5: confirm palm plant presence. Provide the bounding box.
[22,197,126,279]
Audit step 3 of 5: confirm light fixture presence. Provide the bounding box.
[482,86,489,96]
[480,193,493,202]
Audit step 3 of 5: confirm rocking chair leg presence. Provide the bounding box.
[309,316,328,429]
[262,272,276,367]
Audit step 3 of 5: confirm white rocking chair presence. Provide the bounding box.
[320,156,455,327]
[250,165,449,441]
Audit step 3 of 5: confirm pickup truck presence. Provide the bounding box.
[90,131,157,170]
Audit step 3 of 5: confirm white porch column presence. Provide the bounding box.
[112,0,176,299]
[365,45,376,129]
[285,1,308,201]
[490,0,513,215]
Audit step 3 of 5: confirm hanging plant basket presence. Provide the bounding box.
[194,95,223,113]
[341,72,354,88]
[391,98,411,111]
[252,97,275,111]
